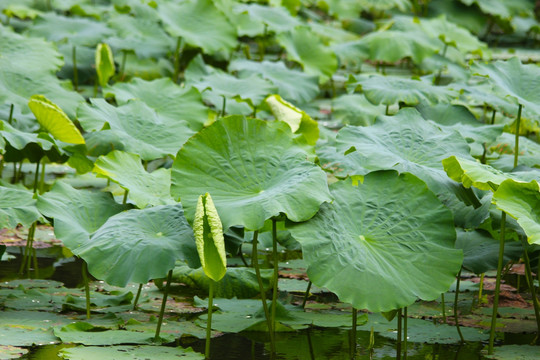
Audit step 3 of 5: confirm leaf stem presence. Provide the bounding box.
[513,104,522,169]
[396,308,402,360]
[8,104,14,125]
[155,269,173,342]
[133,284,143,310]
[205,279,215,359]
[120,50,127,81]
[271,218,279,341]
[173,37,185,83]
[488,211,506,354]
[33,160,40,194]
[454,267,465,343]
[521,239,540,344]
[82,260,91,319]
[441,293,446,323]
[301,281,312,308]
[403,307,408,360]
[351,307,358,359]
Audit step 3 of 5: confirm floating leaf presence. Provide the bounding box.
[171,116,332,230]
[76,204,200,286]
[289,172,462,312]
[483,344,540,360]
[59,345,203,360]
[28,95,84,145]
[194,193,226,282]
[95,43,115,88]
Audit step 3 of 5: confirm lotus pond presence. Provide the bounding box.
[1,0,540,359]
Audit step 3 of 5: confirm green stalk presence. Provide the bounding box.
[32,247,39,278]
[521,240,540,344]
[82,261,91,319]
[72,46,78,91]
[122,189,129,205]
[173,37,185,83]
[119,50,127,81]
[403,307,408,360]
[454,267,465,343]
[478,273,485,307]
[441,293,446,323]
[271,218,279,341]
[488,211,507,354]
[8,104,14,124]
[39,161,46,195]
[490,110,497,125]
[351,307,358,359]
[385,105,389,116]
[33,160,40,194]
[251,231,275,353]
[19,222,36,275]
[301,281,312,308]
[132,284,143,310]
[396,308,402,360]
[220,96,227,118]
[155,269,173,342]
[205,280,215,359]
[434,43,448,85]
[307,329,315,360]
[513,104,523,169]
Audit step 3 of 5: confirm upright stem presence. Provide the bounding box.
[8,104,14,124]
[33,160,40,194]
[435,43,448,85]
[39,161,46,195]
[133,284,143,310]
[251,231,275,353]
[301,281,312,308]
[350,307,358,359]
[82,261,91,319]
[490,110,497,125]
[173,37,185,83]
[454,267,465,343]
[72,46,78,91]
[271,219,279,340]
[205,280,215,359]
[220,96,227,118]
[403,307,408,360]
[19,222,36,275]
[488,211,507,354]
[521,240,540,344]
[155,269,173,342]
[385,105,389,116]
[441,293,447,323]
[120,51,127,81]
[477,273,485,307]
[396,308,402,360]
[513,104,523,169]
[122,189,129,205]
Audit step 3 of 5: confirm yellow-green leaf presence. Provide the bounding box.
[194,193,226,282]
[28,95,85,144]
[95,43,115,87]
[265,94,319,145]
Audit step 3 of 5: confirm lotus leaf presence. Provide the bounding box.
[460,0,534,20]
[171,116,331,230]
[36,181,129,250]
[76,204,200,286]
[331,94,384,126]
[349,74,457,106]
[93,151,174,208]
[277,26,338,83]
[0,186,41,228]
[28,95,85,145]
[229,60,319,104]
[483,344,540,360]
[59,345,203,360]
[158,0,237,55]
[288,172,462,312]
[493,179,540,245]
[95,43,115,88]
[443,156,511,191]
[234,3,300,34]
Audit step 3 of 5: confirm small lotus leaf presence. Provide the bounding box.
[28,95,84,145]
[493,179,540,245]
[289,172,462,312]
[194,193,227,282]
[171,116,331,230]
[76,204,200,286]
[95,43,115,88]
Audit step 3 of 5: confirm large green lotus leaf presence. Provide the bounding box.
[171,116,332,231]
[460,0,533,20]
[28,95,85,145]
[288,172,462,312]
[0,186,41,228]
[331,94,384,127]
[104,78,208,130]
[456,229,523,274]
[36,181,129,251]
[158,0,237,55]
[192,72,277,107]
[233,3,300,34]
[339,30,441,65]
[493,179,540,245]
[349,74,457,106]
[229,60,319,104]
[0,26,84,117]
[332,108,474,198]
[59,345,203,360]
[27,13,114,47]
[107,14,174,59]
[77,99,196,160]
[54,322,174,345]
[93,151,174,208]
[277,26,338,83]
[171,263,272,299]
[472,57,540,117]
[77,204,200,286]
[442,156,510,191]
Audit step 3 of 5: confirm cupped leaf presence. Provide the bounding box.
[229,60,319,104]
[36,181,130,251]
[277,26,338,83]
[349,74,457,106]
[171,116,332,231]
[265,95,319,145]
[289,172,462,312]
[194,193,226,282]
[442,156,510,191]
[28,95,85,145]
[95,43,115,88]
[77,204,200,287]
[493,179,540,245]
[0,186,41,228]
[93,151,174,208]
[158,0,237,55]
